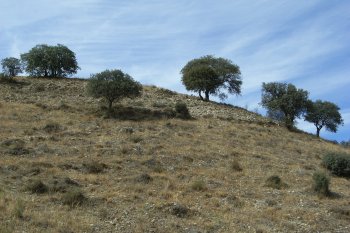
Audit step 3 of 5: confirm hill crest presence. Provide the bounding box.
[0,77,349,233]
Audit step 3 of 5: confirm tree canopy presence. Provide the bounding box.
[86,69,142,111]
[21,44,79,78]
[261,82,310,129]
[1,57,22,77]
[181,55,242,101]
[305,100,343,137]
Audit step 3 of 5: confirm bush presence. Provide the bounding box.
[265,175,287,189]
[175,102,191,119]
[82,162,107,174]
[135,173,153,184]
[12,200,25,219]
[312,171,330,196]
[322,153,350,177]
[0,139,30,155]
[171,203,190,218]
[230,160,243,172]
[62,189,86,207]
[26,180,48,194]
[152,101,168,108]
[191,180,207,191]
[155,87,177,96]
[43,122,62,133]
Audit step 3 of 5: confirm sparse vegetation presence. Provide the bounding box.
[0,139,30,155]
[0,77,349,232]
[322,153,350,177]
[129,135,143,143]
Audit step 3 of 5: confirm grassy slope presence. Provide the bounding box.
[0,77,349,233]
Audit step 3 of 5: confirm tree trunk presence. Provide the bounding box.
[108,101,113,112]
[198,91,204,100]
[316,127,321,137]
[284,114,294,130]
[204,90,210,101]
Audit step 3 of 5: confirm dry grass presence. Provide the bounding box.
[0,77,350,232]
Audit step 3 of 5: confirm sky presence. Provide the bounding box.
[0,0,349,141]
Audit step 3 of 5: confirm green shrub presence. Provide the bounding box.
[62,189,86,207]
[26,180,48,194]
[175,102,191,119]
[0,139,30,155]
[230,160,243,172]
[171,203,190,218]
[322,153,350,177]
[156,87,177,96]
[135,173,153,184]
[43,122,62,133]
[129,135,143,143]
[312,171,330,196]
[12,200,25,219]
[152,101,168,108]
[83,162,107,174]
[191,180,207,191]
[265,175,287,189]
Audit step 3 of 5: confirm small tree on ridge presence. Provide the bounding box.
[305,100,343,137]
[86,69,142,111]
[181,55,242,101]
[261,82,310,129]
[1,57,22,77]
[21,44,79,78]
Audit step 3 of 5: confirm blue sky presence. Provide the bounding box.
[1,0,349,141]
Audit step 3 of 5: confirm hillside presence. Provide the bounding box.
[0,77,349,233]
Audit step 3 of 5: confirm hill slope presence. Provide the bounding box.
[0,77,349,233]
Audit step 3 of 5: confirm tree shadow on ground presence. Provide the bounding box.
[0,77,30,87]
[99,105,178,121]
